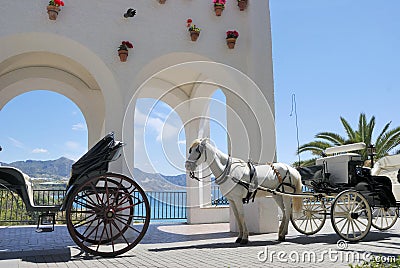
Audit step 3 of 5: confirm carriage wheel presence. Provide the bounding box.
[331,190,372,241]
[290,197,326,235]
[65,173,150,257]
[371,207,398,230]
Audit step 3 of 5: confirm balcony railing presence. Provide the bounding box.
[0,188,227,225]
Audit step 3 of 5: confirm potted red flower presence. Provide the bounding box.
[237,0,248,11]
[159,0,166,4]
[118,41,134,62]
[47,0,64,20]
[213,0,226,16]
[226,30,239,49]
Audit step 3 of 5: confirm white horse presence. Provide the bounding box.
[185,138,303,243]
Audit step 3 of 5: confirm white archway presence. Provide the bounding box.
[0,33,122,148]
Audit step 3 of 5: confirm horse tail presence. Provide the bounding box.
[291,168,303,214]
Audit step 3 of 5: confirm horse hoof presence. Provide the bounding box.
[240,239,249,245]
[235,238,242,243]
[278,236,285,242]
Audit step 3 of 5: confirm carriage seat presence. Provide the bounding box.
[0,166,60,212]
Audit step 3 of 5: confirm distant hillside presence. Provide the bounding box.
[0,157,74,179]
[1,158,186,191]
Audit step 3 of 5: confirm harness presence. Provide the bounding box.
[242,161,258,204]
[187,141,296,204]
[268,163,296,194]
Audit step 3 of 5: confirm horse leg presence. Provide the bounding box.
[231,199,249,244]
[273,195,286,241]
[229,199,243,243]
[282,196,293,237]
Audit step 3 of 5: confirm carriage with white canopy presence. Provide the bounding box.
[292,142,400,241]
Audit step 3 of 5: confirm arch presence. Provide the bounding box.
[0,32,122,140]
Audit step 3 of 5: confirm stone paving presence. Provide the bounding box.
[1,220,400,268]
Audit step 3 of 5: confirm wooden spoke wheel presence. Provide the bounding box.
[290,197,326,235]
[65,173,150,257]
[371,207,398,230]
[331,190,372,242]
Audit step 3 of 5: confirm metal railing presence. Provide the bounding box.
[0,189,190,225]
[211,185,229,206]
[0,186,229,225]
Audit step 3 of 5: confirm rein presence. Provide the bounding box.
[189,157,232,183]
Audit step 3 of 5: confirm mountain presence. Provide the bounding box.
[0,158,186,191]
[0,157,74,179]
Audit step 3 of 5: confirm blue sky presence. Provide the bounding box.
[1,0,400,175]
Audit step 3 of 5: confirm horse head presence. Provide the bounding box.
[185,138,210,172]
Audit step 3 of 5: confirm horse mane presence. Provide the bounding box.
[190,139,202,148]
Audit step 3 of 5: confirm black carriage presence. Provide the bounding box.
[290,142,400,241]
[0,133,150,257]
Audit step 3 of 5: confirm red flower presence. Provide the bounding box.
[226,30,239,39]
[122,41,134,49]
[186,18,193,27]
[53,0,64,6]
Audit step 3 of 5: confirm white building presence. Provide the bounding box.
[0,0,277,232]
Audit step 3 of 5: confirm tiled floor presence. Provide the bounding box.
[1,220,400,267]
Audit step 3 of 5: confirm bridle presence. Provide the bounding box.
[187,141,231,183]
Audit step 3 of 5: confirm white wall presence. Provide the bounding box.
[0,0,277,230]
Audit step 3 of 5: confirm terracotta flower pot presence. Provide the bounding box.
[159,0,166,4]
[190,31,200,42]
[118,50,129,62]
[226,38,237,49]
[214,6,223,16]
[238,0,247,11]
[47,5,61,20]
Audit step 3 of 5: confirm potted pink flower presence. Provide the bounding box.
[213,0,226,16]
[118,41,134,62]
[226,30,239,49]
[47,0,64,20]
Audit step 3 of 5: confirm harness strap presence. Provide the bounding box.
[214,157,232,184]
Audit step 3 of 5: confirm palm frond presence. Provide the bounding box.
[315,132,346,146]
[340,117,356,141]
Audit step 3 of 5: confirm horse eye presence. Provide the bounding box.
[189,148,192,154]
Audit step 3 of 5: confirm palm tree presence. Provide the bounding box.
[298,113,400,163]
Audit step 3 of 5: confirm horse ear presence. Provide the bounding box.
[201,138,210,145]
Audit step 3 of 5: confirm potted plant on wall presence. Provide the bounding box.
[226,30,239,49]
[237,0,248,11]
[188,20,201,42]
[213,0,226,16]
[47,0,64,20]
[118,41,134,62]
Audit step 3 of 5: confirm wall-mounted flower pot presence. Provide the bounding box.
[47,5,61,20]
[226,38,237,49]
[238,0,248,11]
[118,50,129,62]
[214,6,223,16]
[190,31,200,42]
[159,0,166,4]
